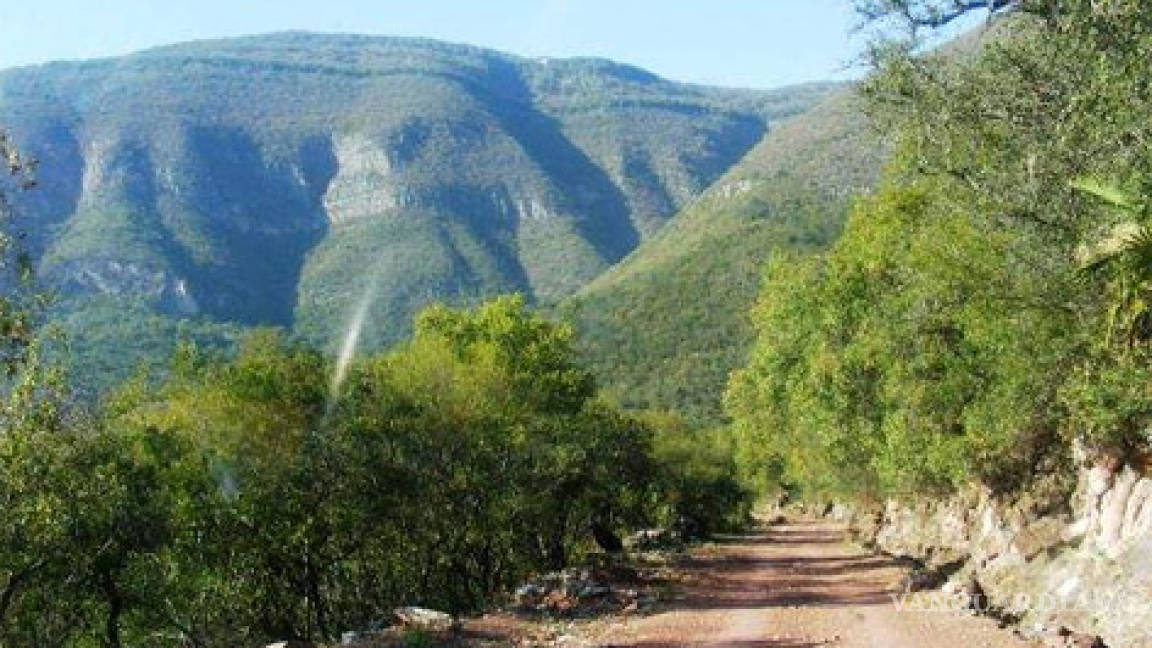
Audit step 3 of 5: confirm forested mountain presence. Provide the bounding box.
[0,32,836,390]
[562,88,887,419]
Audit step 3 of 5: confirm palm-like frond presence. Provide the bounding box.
[1077,223,1152,278]
[1071,178,1152,350]
[1125,227,1152,271]
[1079,250,1117,279]
[1070,177,1140,212]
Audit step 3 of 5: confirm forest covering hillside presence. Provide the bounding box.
[0,32,836,392]
[562,89,887,419]
[0,37,843,643]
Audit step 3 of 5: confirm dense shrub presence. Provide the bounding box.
[728,0,1152,500]
[1,296,751,646]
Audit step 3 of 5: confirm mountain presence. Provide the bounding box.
[560,88,889,420]
[0,32,837,390]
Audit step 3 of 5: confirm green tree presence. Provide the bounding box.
[0,130,76,643]
[94,297,685,645]
[729,0,1152,501]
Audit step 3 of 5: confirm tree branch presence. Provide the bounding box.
[857,0,1020,31]
[0,560,47,626]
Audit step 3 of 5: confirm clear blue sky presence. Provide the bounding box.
[0,0,871,88]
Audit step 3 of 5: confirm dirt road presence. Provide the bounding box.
[590,520,1038,648]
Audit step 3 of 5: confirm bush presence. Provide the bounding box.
[1,296,751,646]
[643,412,751,537]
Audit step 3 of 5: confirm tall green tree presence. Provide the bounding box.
[730,0,1152,499]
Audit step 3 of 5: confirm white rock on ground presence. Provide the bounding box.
[392,606,455,632]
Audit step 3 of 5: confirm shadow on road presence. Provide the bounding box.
[656,521,903,612]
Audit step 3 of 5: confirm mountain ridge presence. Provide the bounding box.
[0,32,840,392]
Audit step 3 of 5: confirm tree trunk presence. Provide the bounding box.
[100,573,123,648]
[547,513,569,569]
[0,560,45,627]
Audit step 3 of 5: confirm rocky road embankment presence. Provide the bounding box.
[829,459,1152,648]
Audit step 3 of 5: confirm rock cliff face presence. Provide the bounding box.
[0,32,838,387]
[837,454,1152,647]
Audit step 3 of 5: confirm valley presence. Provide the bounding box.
[0,33,838,394]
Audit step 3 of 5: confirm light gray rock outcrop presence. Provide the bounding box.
[840,458,1152,647]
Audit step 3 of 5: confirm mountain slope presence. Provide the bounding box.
[0,32,836,390]
[561,88,888,420]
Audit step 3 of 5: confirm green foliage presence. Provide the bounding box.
[1060,355,1152,453]
[50,296,243,397]
[0,134,117,645]
[728,178,1076,498]
[414,295,595,414]
[1072,180,1152,351]
[0,296,750,646]
[729,0,1152,501]
[564,89,886,422]
[0,131,45,387]
[643,412,751,536]
[1066,180,1152,451]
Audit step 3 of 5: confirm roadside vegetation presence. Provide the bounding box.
[1,260,747,647]
[728,0,1152,499]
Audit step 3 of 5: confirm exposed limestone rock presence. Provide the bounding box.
[323,133,403,224]
[1124,479,1152,539]
[512,568,655,616]
[49,259,199,315]
[844,460,1152,647]
[624,528,684,551]
[391,606,455,632]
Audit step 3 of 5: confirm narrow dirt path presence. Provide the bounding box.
[589,519,1038,648]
